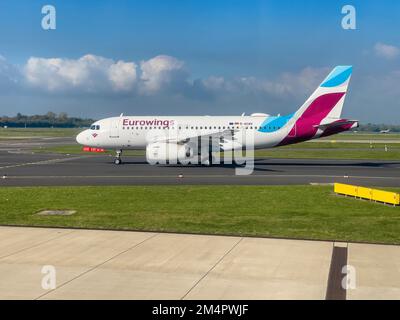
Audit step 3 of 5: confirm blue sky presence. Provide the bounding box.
[0,0,399,123]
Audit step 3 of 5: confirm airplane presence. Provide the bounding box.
[76,65,358,166]
[379,129,391,134]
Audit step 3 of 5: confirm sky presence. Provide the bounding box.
[0,0,400,123]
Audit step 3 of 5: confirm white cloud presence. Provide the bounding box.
[195,66,328,99]
[199,76,225,91]
[22,54,189,95]
[0,54,346,109]
[374,42,400,60]
[108,60,137,91]
[24,54,137,92]
[139,55,188,94]
[0,53,327,100]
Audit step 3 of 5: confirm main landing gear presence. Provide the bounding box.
[114,149,122,165]
[200,153,215,166]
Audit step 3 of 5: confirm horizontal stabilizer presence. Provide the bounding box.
[313,119,358,130]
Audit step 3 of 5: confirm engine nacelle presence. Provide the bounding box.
[146,142,196,165]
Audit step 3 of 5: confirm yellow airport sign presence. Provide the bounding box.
[334,183,400,206]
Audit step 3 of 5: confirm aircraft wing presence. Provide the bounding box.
[152,129,238,145]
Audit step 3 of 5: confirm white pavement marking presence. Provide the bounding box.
[0,156,89,170]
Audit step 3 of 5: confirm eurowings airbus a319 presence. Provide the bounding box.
[76,66,358,165]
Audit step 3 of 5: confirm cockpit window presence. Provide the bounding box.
[90,125,100,130]
[96,125,100,130]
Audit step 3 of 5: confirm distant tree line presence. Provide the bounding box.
[357,123,400,133]
[0,112,399,132]
[0,112,95,128]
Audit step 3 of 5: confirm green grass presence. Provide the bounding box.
[319,133,400,141]
[35,141,400,160]
[231,142,400,160]
[1,128,399,141]
[34,144,111,155]
[34,144,145,156]
[254,143,400,160]
[34,145,89,154]
[1,185,399,244]
[0,128,81,139]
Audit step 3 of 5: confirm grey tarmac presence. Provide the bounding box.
[0,151,399,187]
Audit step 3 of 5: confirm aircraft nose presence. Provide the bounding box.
[76,131,87,145]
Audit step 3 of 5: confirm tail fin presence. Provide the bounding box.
[278,66,353,145]
[295,65,352,120]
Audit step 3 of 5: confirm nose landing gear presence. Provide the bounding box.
[114,150,122,165]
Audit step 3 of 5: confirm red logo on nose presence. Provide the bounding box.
[92,133,98,138]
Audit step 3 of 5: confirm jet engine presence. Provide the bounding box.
[146,142,197,165]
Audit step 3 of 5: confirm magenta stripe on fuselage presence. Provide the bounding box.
[278,92,345,146]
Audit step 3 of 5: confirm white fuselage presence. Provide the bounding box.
[76,115,297,151]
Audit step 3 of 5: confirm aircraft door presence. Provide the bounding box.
[110,118,120,138]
